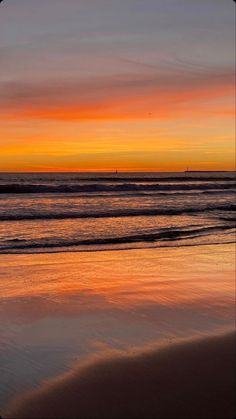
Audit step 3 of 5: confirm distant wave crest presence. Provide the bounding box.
[0,203,235,222]
[0,182,235,194]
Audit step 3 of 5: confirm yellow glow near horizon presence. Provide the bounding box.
[0,113,235,172]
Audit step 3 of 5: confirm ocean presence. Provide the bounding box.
[0,172,235,253]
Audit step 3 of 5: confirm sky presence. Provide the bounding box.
[0,0,235,172]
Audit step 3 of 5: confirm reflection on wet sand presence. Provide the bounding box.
[0,244,235,413]
[1,244,235,311]
[7,331,235,419]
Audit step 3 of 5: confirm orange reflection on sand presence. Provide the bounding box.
[1,244,235,318]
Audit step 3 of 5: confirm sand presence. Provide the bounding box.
[6,330,235,419]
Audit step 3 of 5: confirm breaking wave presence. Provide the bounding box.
[1,225,234,253]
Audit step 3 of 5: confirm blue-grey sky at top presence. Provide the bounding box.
[0,0,235,82]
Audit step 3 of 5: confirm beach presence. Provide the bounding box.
[6,331,236,419]
[1,242,235,418]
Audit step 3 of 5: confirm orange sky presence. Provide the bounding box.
[0,0,235,172]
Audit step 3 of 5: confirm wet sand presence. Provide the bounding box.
[1,243,235,416]
[6,330,235,418]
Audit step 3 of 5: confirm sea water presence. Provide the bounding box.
[0,172,235,253]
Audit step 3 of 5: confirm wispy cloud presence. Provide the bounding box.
[0,68,234,121]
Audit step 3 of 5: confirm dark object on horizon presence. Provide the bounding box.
[184,167,231,173]
[185,170,229,173]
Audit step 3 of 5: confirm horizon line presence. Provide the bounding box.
[0,170,235,174]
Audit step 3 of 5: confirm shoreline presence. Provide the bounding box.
[0,238,235,256]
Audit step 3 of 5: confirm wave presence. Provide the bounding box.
[0,204,236,221]
[67,175,236,182]
[219,216,236,223]
[0,203,235,222]
[0,182,235,194]
[1,175,235,183]
[1,225,234,252]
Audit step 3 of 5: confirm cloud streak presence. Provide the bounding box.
[1,68,234,121]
